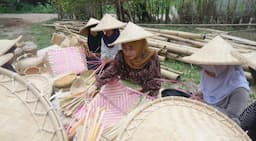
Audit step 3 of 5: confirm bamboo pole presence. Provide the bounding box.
[159,33,205,48]
[245,71,252,80]
[196,27,229,34]
[144,27,206,40]
[158,55,166,62]
[221,34,256,47]
[148,39,198,55]
[161,69,180,80]
[150,36,169,42]
[160,65,183,75]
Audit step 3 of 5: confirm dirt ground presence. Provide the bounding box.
[0,13,57,40]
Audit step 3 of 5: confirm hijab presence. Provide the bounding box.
[103,29,120,48]
[123,39,154,69]
[88,25,103,53]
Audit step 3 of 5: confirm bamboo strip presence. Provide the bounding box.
[148,39,198,55]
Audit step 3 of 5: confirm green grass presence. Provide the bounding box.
[0,3,56,13]
[30,23,55,49]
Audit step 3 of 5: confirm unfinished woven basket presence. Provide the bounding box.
[0,68,67,141]
[117,97,251,141]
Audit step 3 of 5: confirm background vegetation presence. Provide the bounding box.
[1,0,255,24]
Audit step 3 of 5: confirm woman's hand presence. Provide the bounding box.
[190,92,203,101]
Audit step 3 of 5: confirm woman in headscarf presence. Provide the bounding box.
[80,18,103,69]
[183,36,249,124]
[91,14,126,64]
[96,22,161,97]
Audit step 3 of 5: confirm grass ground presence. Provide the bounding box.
[30,22,55,49]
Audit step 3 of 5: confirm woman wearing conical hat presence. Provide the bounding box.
[96,22,161,97]
[91,14,126,64]
[183,36,250,124]
[80,17,103,69]
[0,36,22,72]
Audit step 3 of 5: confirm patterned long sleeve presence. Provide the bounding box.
[140,54,161,96]
[96,51,161,96]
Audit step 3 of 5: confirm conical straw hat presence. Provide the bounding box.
[91,14,126,31]
[79,18,100,35]
[110,22,155,45]
[0,35,22,55]
[0,53,14,66]
[117,97,251,141]
[182,36,240,65]
[232,51,256,70]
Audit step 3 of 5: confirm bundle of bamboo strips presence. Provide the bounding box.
[77,107,105,141]
[59,69,98,117]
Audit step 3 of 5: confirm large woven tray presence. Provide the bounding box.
[0,68,67,141]
[117,97,251,141]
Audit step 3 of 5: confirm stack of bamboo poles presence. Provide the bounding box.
[144,27,255,80]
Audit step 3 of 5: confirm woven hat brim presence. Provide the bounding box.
[232,51,256,69]
[91,23,126,31]
[110,34,156,46]
[182,36,241,65]
[0,35,22,55]
[79,18,100,35]
[117,97,251,141]
[90,14,126,31]
[182,56,241,65]
[109,22,156,45]
[0,53,14,66]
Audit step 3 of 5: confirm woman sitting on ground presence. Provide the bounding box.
[183,36,249,124]
[96,22,161,97]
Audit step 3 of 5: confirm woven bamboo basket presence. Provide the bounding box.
[116,97,251,141]
[0,67,67,141]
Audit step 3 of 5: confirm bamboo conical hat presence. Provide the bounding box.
[79,18,100,35]
[232,51,256,70]
[0,35,22,55]
[182,36,240,65]
[117,97,251,141]
[91,14,126,31]
[0,53,14,66]
[110,22,155,45]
